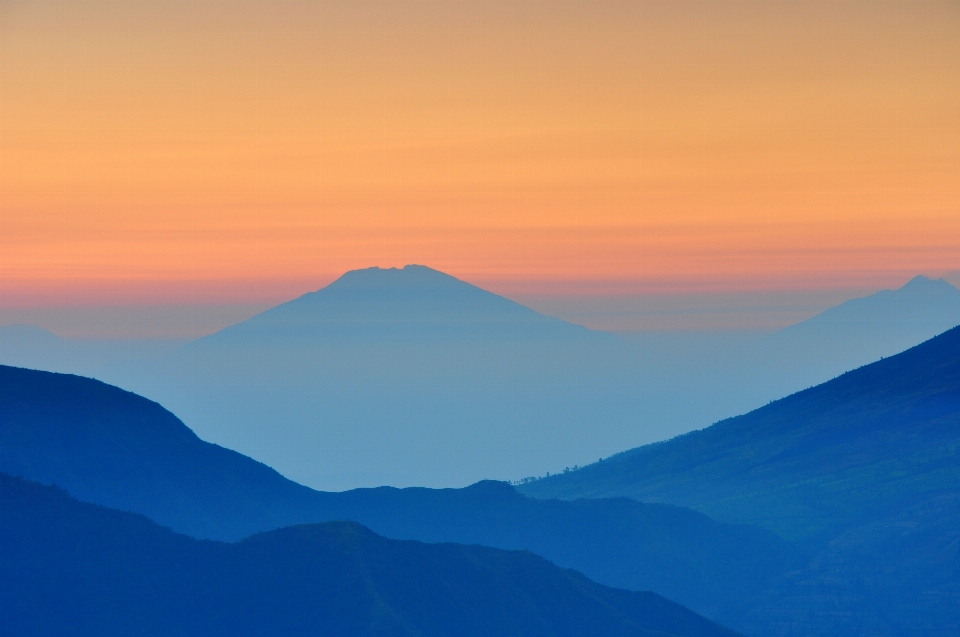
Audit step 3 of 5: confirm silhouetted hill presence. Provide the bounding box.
[0,364,322,540]
[300,481,801,624]
[0,364,800,626]
[203,264,603,343]
[753,275,960,398]
[776,275,960,343]
[0,323,103,378]
[101,265,646,490]
[0,474,740,637]
[520,325,960,539]
[0,323,62,352]
[614,275,960,446]
[5,271,957,490]
[0,323,184,377]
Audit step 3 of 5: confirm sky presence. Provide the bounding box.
[1,1,958,337]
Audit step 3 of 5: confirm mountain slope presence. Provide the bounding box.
[203,264,602,343]
[0,364,322,540]
[519,325,960,540]
[0,364,800,626]
[613,275,960,448]
[6,271,957,489]
[104,265,645,490]
[752,274,960,399]
[0,474,739,637]
[775,275,960,342]
[0,323,182,378]
[300,481,801,624]
[520,326,960,635]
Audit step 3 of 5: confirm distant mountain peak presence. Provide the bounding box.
[774,273,960,336]
[0,323,61,339]
[899,274,956,291]
[199,264,605,344]
[325,264,468,292]
[340,264,442,278]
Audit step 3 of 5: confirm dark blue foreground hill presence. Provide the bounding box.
[0,363,321,538]
[0,474,739,637]
[0,364,799,626]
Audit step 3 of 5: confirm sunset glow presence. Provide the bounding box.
[2,1,958,312]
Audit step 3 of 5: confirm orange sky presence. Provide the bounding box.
[1,0,958,310]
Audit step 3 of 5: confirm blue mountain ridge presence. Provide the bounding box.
[0,473,740,637]
[520,325,960,635]
[614,275,960,445]
[4,319,960,634]
[0,364,797,628]
[4,268,957,491]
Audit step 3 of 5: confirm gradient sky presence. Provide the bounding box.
[1,1,958,335]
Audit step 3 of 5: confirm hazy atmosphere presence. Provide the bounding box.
[2,2,959,636]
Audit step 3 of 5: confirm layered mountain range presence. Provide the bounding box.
[522,326,960,634]
[2,266,959,635]
[2,267,957,491]
[521,325,960,537]
[616,274,960,443]
[1,474,737,637]
[4,320,960,634]
[0,364,797,625]
[79,265,646,489]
